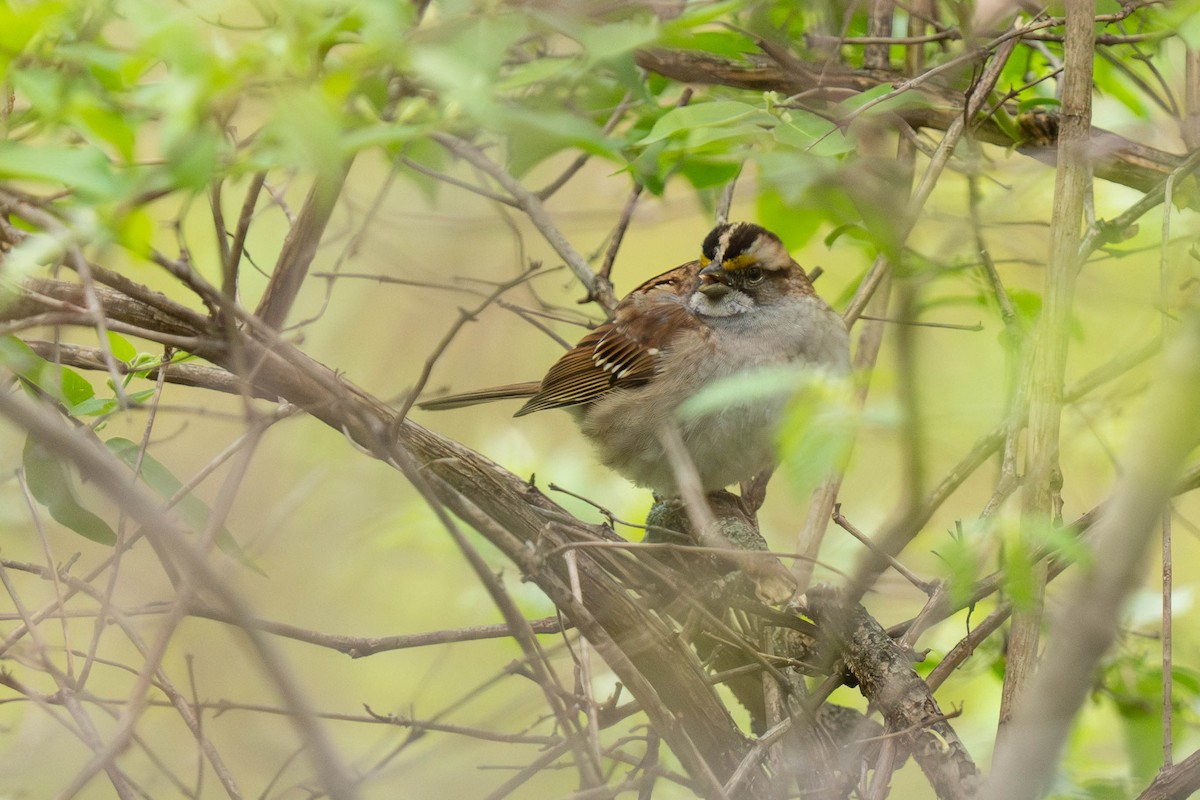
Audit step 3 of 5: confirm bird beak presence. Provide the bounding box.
[697,265,732,299]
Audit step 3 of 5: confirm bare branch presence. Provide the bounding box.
[431,133,617,312]
[983,315,1200,800]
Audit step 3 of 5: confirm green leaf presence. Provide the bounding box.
[755,188,824,249]
[162,127,222,190]
[23,438,117,545]
[105,437,263,573]
[773,111,855,156]
[501,107,620,177]
[1,230,68,278]
[638,100,774,145]
[683,121,770,151]
[1001,535,1038,611]
[989,107,1022,145]
[69,396,121,417]
[114,206,154,257]
[409,14,526,118]
[658,27,757,58]
[255,86,346,177]
[775,372,857,496]
[1116,695,1164,782]
[105,332,138,364]
[496,56,577,91]
[0,142,120,198]
[1093,57,1151,120]
[678,366,855,496]
[677,364,806,418]
[0,335,96,408]
[751,150,829,205]
[678,158,742,190]
[823,223,872,248]
[999,520,1085,613]
[0,335,45,377]
[69,97,137,162]
[58,367,96,407]
[841,82,931,117]
[10,67,67,115]
[0,0,67,56]
[574,19,659,64]
[933,523,985,607]
[1016,96,1062,114]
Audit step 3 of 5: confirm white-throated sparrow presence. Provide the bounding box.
[419,222,851,495]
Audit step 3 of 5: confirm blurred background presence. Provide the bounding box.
[2,1,1199,797]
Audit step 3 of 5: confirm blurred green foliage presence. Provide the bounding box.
[2,0,1200,797]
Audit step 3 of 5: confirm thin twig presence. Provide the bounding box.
[432,133,617,311]
[833,505,935,594]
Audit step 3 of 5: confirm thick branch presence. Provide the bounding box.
[255,163,352,329]
[633,47,1186,198]
[1001,0,1095,730]
[805,587,980,800]
[982,316,1200,799]
[1137,748,1200,800]
[4,276,760,794]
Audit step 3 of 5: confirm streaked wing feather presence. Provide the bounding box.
[516,261,701,416]
[515,329,619,415]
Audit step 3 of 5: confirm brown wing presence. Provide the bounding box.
[514,260,701,416]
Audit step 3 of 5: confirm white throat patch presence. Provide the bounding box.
[688,289,755,318]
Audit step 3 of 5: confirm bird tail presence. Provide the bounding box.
[416,382,541,411]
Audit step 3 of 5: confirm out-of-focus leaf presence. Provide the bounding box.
[1114,685,1166,782]
[1093,57,1150,120]
[105,437,263,573]
[678,366,855,496]
[678,158,741,190]
[1,230,67,279]
[255,86,345,179]
[410,14,526,117]
[677,364,804,418]
[773,112,855,156]
[70,388,155,417]
[0,0,66,57]
[658,27,757,57]
[69,97,137,162]
[10,67,66,115]
[683,121,769,151]
[574,19,659,64]
[1000,519,1084,614]
[496,56,576,91]
[841,82,931,116]
[630,138,670,195]
[775,372,857,496]
[395,138,447,202]
[638,100,773,145]
[22,438,117,545]
[823,223,871,248]
[1,335,97,408]
[1017,96,1062,114]
[0,142,120,198]
[113,206,154,257]
[69,397,122,417]
[339,122,427,154]
[502,107,620,176]
[0,335,45,377]
[752,150,829,205]
[933,522,985,607]
[163,127,222,190]
[755,188,823,249]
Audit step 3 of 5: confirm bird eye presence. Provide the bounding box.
[745,267,764,284]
